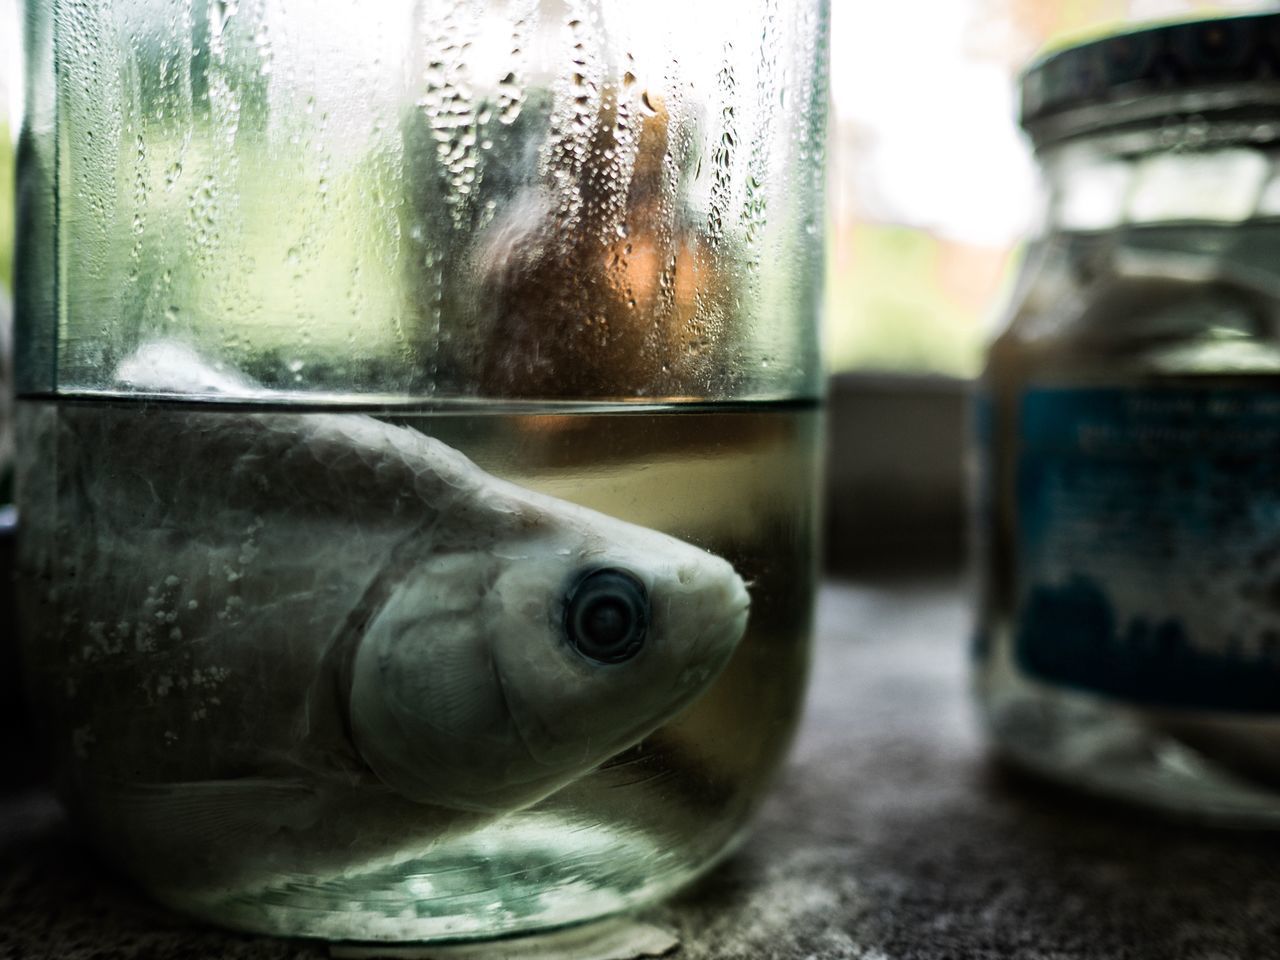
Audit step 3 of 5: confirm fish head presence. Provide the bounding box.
[349,482,749,813]
[488,501,751,772]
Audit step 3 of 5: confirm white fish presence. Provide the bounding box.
[19,342,749,890]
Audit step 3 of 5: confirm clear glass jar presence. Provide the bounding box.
[975,13,1280,825]
[14,0,828,940]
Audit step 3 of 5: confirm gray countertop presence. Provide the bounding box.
[4,580,1280,960]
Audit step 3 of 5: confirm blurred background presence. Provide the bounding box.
[821,0,1280,572]
[1,0,1277,570]
[827,0,1273,379]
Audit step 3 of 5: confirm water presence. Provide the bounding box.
[16,396,818,940]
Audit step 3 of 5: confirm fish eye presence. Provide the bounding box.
[564,568,649,665]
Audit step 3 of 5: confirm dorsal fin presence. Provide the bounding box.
[79,341,484,522]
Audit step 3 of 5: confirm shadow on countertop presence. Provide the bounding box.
[0,514,46,793]
[752,580,1280,960]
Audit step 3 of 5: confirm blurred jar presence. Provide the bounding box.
[976,13,1280,824]
[15,0,828,940]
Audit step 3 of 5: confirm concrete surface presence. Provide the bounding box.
[3,581,1280,959]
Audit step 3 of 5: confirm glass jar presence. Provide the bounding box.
[975,13,1280,825]
[14,0,828,940]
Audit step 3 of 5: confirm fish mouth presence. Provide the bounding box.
[716,602,751,667]
[674,579,750,696]
[724,577,752,640]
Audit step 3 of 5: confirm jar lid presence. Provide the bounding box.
[1021,13,1280,130]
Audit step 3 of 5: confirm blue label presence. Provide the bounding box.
[1016,385,1280,712]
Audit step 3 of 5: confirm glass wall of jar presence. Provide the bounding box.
[975,13,1280,825]
[14,0,828,940]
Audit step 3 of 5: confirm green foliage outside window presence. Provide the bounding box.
[827,223,1015,378]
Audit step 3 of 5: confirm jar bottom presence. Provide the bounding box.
[981,678,1280,827]
[147,811,715,942]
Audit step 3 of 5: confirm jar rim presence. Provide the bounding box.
[1021,13,1280,138]
[1025,84,1280,152]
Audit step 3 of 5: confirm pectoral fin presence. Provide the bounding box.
[85,776,324,870]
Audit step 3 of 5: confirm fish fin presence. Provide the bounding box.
[93,777,324,856]
[429,638,503,736]
[386,629,505,739]
[114,340,263,396]
[108,342,481,519]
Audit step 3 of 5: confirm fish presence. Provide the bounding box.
[17,341,750,893]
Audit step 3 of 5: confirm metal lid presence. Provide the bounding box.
[1021,13,1280,130]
